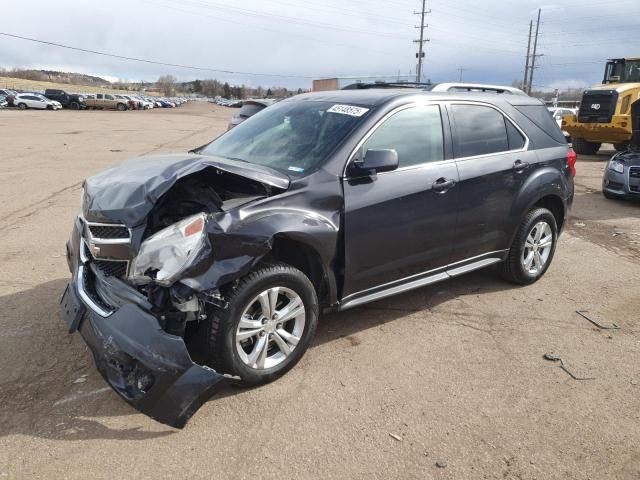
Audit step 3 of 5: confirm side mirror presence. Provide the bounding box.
[350,149,399,176]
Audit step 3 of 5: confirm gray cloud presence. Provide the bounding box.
[0,0,635,90]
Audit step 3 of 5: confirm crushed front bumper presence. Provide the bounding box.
[61,217,228,428]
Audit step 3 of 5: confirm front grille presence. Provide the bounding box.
[578,90,617,123]
[93,260,128,277]
[87,224,130,240]
[83,241,129,277]
[82,266,115,311]
[629,167,640,194]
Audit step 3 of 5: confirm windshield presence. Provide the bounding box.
[604,60,640,83]
[200,100,370,174]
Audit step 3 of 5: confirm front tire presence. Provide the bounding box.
[203,263,319,386]
[17,103,27,110]
[500,208,558,285]
[116,103,126,111]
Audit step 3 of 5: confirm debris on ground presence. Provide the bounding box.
[435,461,447,469]
[543,353,595,381]
[576,310,620,330]
[72,374,88,384]
[389,433,403,442]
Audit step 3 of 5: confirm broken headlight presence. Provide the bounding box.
[129,213,207,286]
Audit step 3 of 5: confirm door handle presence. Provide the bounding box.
[432,177,456,193]
[512,160,529,173]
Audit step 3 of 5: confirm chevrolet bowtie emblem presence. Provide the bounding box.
[89,242,101,257]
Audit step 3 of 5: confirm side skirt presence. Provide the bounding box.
[337,251,507,311]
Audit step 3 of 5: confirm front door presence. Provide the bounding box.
[342,104,459,299]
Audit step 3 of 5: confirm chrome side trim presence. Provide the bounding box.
[76,265,113,318]
[340,272,449,311]
[447,257,502,277]
[339,250,507,311]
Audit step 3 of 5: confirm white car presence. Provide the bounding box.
[14,93,62,110]
[548,107,578,142]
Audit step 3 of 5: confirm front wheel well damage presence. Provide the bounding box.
[262,236,329,307]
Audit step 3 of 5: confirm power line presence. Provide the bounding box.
[0,31,311,79]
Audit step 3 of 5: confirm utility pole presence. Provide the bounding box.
[528,8,542,94]
[523,20,532,91]
[457,68,467,81]
[413,0,430,83]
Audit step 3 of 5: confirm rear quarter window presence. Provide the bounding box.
[514,105,566,144]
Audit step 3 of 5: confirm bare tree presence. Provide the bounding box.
[157,74,177,96]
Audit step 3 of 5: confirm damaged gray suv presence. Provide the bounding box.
[62,90,575,427]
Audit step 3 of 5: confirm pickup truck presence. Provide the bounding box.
[44,89,87,110]
[84,93,129,111]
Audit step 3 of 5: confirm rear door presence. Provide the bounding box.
[342,103,459,298]
[447,102,532,263]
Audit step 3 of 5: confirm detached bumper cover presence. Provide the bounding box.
[62,218,228,428]
[78,300,227,428]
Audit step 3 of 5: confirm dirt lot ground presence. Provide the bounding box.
[0,102,639,480]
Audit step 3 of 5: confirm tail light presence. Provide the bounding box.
[567,148,577,176]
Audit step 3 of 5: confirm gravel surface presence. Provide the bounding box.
[0,103,639,479]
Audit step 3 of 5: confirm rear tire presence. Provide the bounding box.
[70,101,80,110]
[613,142,629,152]
[18,103,27,110]
[203,263,319,386]
[572,138,601,155]
[116,103,126,111]
[500,207,558,285]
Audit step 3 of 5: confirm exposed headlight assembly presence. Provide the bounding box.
[608,159,624,174]
[129,213,207,286]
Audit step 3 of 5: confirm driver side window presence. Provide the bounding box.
[362,105,444,168]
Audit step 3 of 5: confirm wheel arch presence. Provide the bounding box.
[266,234,336,308]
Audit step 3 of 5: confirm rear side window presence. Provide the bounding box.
[451,105,509,157]
[515,105,565,143]
[362,105,444,168]
[505,120,526,150]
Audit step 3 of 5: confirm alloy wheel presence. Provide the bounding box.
[522,221,553,275]
[235,287,305,370]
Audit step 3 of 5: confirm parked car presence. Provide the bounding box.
[602,101,640,200]
[14,93,62,110]
[44,89,86,110]
[62,89,575,427]
[0,88,17,106]
[84,93,129,111]
[158,99,174,108]
[0,95,8,108]
[227,99,275,130]
[548,107,577,142]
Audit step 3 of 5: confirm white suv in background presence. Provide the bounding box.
[14,93,62,110]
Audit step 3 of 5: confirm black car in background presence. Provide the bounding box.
[62,89,575,427]
[227,99,275,130]
[44,89,86,109]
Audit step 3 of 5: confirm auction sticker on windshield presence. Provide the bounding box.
[327,104,369,117]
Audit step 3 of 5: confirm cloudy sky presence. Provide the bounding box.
[1,0,637,90]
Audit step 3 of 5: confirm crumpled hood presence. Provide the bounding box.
[83,153,290,226]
